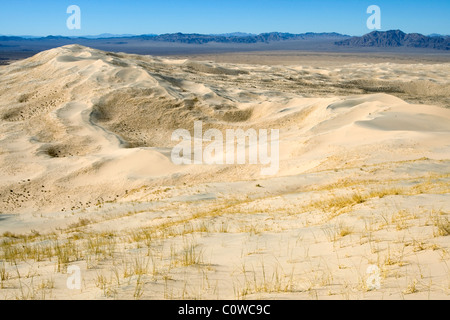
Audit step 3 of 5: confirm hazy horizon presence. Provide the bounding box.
[0,0,449,37]
[1,30,448,40]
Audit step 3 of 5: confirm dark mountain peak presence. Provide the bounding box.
[336,30,449,50]
[384,29,406,35]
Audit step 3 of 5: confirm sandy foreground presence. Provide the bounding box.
[0,45,449,300]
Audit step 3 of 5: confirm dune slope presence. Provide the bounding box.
[0,45,448,214]
[0,46,449,300]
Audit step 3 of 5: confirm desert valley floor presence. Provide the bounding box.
[0,45,449,299]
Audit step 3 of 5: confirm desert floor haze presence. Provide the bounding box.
[0,45,449,299]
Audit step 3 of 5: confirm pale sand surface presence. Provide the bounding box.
[0,45,449,299]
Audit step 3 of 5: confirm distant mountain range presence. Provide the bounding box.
[135,32,350,44]
[0,32,350,44]
[212,32,257,37]
[336,30,450,50]
[1,30,449,51]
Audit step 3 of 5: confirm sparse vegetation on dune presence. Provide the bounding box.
[0,168,448,299]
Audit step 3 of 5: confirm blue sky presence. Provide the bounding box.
[0,0,449,36]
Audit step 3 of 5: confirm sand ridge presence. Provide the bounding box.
[0,45,449,300]
[0,44,449,214]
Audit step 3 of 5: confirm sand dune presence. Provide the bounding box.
[0,45,449,300]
